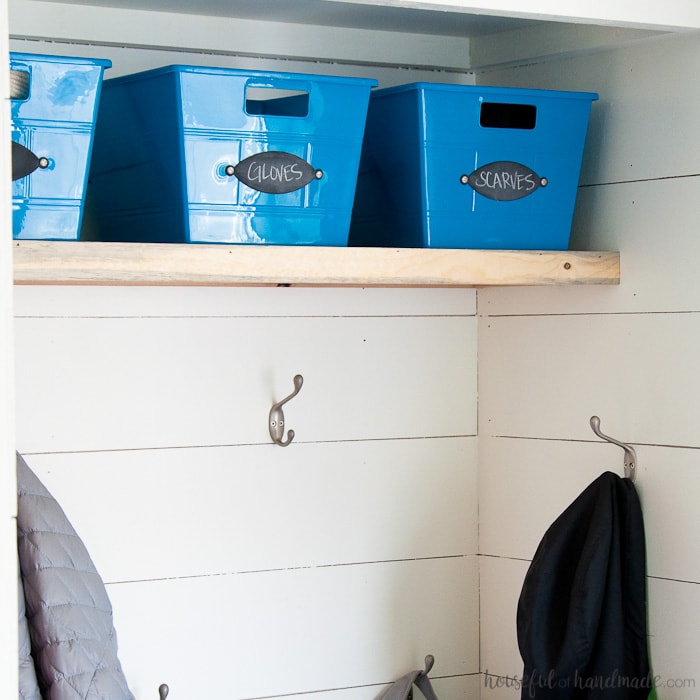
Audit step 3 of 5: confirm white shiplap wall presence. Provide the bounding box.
[478,30,700,700]
[10,9,700,700]
[14,285,480,700]
[9,13,483,697]
[1,0,19,691]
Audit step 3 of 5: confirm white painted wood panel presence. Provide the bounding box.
[0,520,17,700]
[16,0,700,34]
[635,449,700,582]
[647,577,700,698]
[258,675,480,700]
[479,32,700,187]
[15,314,476,452]
[479,437,625,560]
[18,0,700,33]
[480,437,700,583]
[470,23,665,69]
[478,313,700,449]
[14,285,476,319]
[8,0,472,72]
[107,556,479,700]
[480,177,700,316]
[0,0,19,686]
[476,27,700,700]
[475,31,700,319]
[334,0,700,30]
[22,438,477,581]
[8,37,471,90]
[479,674,522,700]
[479,556,529,699]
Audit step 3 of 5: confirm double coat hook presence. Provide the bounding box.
[269,375,304,447]
[589,415,637,482]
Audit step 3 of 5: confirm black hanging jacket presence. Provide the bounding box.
[517,471,652,699]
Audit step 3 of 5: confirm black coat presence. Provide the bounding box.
[517,471,652,699]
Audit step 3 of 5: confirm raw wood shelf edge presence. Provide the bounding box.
[12,241,620,287]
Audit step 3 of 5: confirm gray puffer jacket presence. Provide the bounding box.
[17,453,135,700]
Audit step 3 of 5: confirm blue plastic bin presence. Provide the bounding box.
[11,52,111,240]
[349,82,598,250]
[87,65,377,245]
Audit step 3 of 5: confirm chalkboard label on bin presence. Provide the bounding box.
[462,161,547,201]
[231,151,322,194]
[11,141,48,181]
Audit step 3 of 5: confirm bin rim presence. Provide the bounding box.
[369,81,598,102]
[101,63,378,88]
[10,51,112,69]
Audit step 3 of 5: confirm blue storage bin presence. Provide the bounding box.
[349,82,598,250]
[87,65,377,245]
[11,52,111,240]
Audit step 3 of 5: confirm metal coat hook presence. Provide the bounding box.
[158,684,169,700]
[589,415,637,482]
[269,374,303,447]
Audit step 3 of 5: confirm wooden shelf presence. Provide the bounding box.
[12,241,620,287]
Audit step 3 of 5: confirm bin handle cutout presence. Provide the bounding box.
[245,85,310,117]
[480,102,536,130]
[269,374,304,447]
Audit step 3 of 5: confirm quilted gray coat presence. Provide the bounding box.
[16,453,135,700]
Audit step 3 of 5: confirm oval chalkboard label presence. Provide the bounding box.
[11,141,42,181]
[233,151,319,194]
[464,161,546,201]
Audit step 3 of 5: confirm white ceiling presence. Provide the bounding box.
[37,0,543,36]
